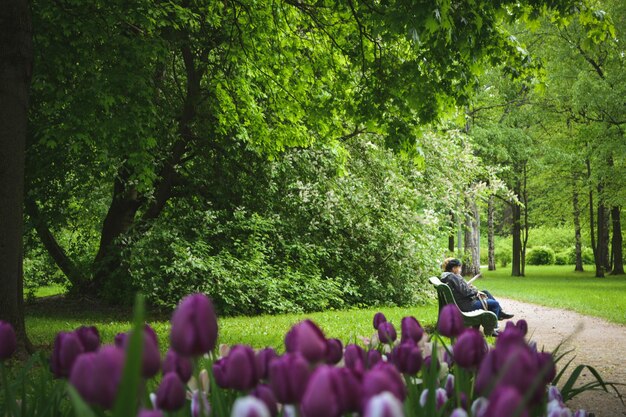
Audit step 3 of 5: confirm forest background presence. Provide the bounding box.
[1,0,624,352]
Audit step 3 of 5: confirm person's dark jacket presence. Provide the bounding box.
[440,271,478,312]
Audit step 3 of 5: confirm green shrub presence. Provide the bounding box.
[495,247,512,267]
[526,246,556,265]
[555,252,568,265]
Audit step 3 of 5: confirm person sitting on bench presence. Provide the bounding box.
[440,258,514,324]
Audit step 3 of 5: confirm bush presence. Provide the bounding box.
[495,247,512,267]
[555,252,568,265]
[526,246,556,265]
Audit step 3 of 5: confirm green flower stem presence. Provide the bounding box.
[1,361,16,416]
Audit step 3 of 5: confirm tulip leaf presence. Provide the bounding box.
[559,364,623,403]
[67,385,97,417]
[112,293,145,417]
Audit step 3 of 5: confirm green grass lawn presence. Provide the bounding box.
[25,297,438,353]
[25,264,625,353]
[479,265,626,325]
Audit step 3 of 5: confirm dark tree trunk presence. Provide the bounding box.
[448,211,455,253]
[600,203,611,272]
[511,182,522,276]
[462,195,480,277]
[610,206,624,275]
[572,176,584,272]
[596,197,607,278]
[521,163,529,277]
[488,195,496,271]
[25,199,86,287]
[586,159,603,277]
[0,0,33,355]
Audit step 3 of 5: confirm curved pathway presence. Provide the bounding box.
[497,297,626,417]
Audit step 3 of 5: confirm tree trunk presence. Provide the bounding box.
[25,199,86,287]
[511,182,522,276]
[596,196,607,278]
[610,206,624,275]
[586,159,603,278]
[488,195,496,271]
[0,0,33,355]
[572,176,584,272]
[521,163,529,277]
[448,211,455,253]
[462,195,480,277]
[600,203,611,272]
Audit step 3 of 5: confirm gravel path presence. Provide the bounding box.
[497,297,626,417]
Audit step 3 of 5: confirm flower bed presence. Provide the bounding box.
[0,295,596,417]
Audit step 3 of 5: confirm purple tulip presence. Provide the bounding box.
[391,341,422,375]
[70,346,125,409]
[51,331,85,378]
[156,372,187,411]
[361,362,406,406]
[515,319,528,336]
[333,367,361,413]
[537,351,556,384]
[325,338,343,364]
[256,348,278,381]
[163,349,193,383]
[484,386,528,417]
[373,312,387,330]
[75,326,100,352]
[212,357,229,388]
[400,316,424,344]
[300,366,343,417]
[547,386,563,403]
[137,409,164,417]
[471,397,489,417]
[0,321,17,360]
[453,328,488,369]
[366,349,382,368]
[419,388,448,410]
[191,390,210,417]
[284,320,327,363]
[422,355,440,373]
[444,374,455,398]
[438,304,465,338]
[268,353,310,404]
[170,293,218,356]
[573,410,588,417]
[231,396,271,417]
[377,322,397,344]
[251,384,278,417]
[363,391,404,417]
[118,327,161,379]
[226,345,258,391]
[344,344,366,376]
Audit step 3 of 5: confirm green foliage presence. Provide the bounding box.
[495,247,512,267]
[526,246,556,265]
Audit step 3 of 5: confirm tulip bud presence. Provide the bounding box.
[325,338,343,364]
[450,408,469,417]
[0,321,17,360]
[453,328,488,369]
[471,397,489,417]
[213,357,229,388]
[367,349,382,369]
[400,316,423,344]
[373,312,387,330]
[70,346,125,409]
[163,349,193,383]
[377,322,397,344]
[573,410,588,417]
[191,390,210,417]
[256,348,278,381]
[547,385,563,403]
[231,396,271,417]
[75,326,100,352]
[118,327,161,379]
[363,391,404,417]
[137,409,164,417]
[251,384,278,417]
[300,366,342,417]
[268,353,310,404]
[225,345,258,391]
[361,362,406,406]
[391,341,422,375]
[344,344,366,376]
[284,320,327,363]
[171,294,218,356]
[419,388,447,410]
[156,372,187,411]
[484,386,528,417]
[51,331,85,378]
[437,305,464,338]
[444,374,455,398]
[515,319,528,336]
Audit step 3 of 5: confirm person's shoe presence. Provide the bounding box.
[498,312,514,320]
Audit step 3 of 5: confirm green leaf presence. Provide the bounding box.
[67,385,97,417]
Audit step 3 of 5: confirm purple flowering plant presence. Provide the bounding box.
[0,296,620,417]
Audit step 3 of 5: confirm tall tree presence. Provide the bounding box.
[0,0,33,354]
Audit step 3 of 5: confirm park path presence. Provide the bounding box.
[497,297,626,417]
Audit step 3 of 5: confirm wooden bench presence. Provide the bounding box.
[429,276,497,334]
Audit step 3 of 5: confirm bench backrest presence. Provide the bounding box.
[428,276,459,314]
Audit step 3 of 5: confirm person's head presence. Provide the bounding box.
[442,258,462,273]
